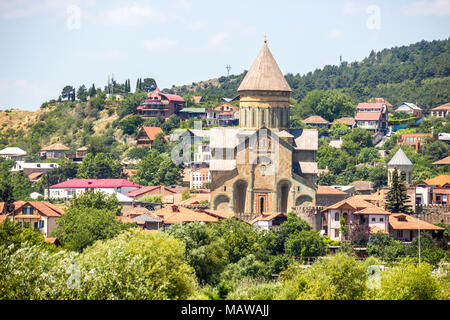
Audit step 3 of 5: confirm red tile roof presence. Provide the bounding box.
[49,179,141,189]
[357,103,385,109]
[126,185,176,197]
[333,117,355,126]
[432,103,450,111]
[317,186,347,195]
[164,209,218,224]
[389,214,445,231]
[433,156,450,165]
[355,112,382,121]
[41,142,70,151]
[302,116,329,124]
[421,175,450,187]
[13,201,64,217]
[142,127,164,141]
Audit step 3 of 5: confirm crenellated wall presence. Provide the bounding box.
[294,206,324,231]
[415,204,450,225]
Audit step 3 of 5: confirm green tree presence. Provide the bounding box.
[61,85,75,101]
[385,169,413,214]
[168,222,227,285]
[88,96,105,111]
[141,78,157,92]
[377,261,442,300]
[152,132,168,153]
[47,158,79,185]
[342,128,374,156]
[284,230,327,260]
[77,153,123,179]
[127,146,151,160]
[274,213,312,254]
[135,149,182,186]
[117,92,148,118]
[77,229,196,299]
[119,115,143,135]
[52,191,129,252]
[210,219,264,263]
[278,253,368,300]
[315,90,356,122]
[367,233,406,261]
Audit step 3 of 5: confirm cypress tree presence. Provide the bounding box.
[385,169,413,214]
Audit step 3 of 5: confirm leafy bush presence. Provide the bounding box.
[277,253,368,300]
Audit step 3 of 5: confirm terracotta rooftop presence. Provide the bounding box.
[141,127,164,141]
[421,175,450,187]
[238,42,292,92]
[125,185,175,198]
[389,214,445,231]
[316,186,347,196]
[432,102,450,111]
[41,143,70,151]
[302,116,329,124]
[9,201,65,217]
[162,205,218,224]
[321,195,388,215]
[333,117,355,126]
[352,181,374,191]
[250,212,287,225]
[355,112,382,121]
[433,156,450,165]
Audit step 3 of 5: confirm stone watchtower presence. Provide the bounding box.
[387,148,413,187]
[237,40,292,131]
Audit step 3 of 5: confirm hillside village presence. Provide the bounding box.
[1,38,449,301]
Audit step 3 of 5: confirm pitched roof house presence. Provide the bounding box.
[137,88,185,119]
[0,147,27,161]
[389,213,445,242]
[431,102,450,118]
[46,179,141,199]
[302,116,330,127]
[136,126,164,147]
[40,143,70,159]
[395,102,423,118]
[321,196,391,241]
[1,201,64,237]
[355,103,388,134]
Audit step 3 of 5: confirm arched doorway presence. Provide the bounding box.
[296,195,313,207]
[259,197,265,215]
[214,195,230,211]
[234,180,248,214]
[277,180,291,213]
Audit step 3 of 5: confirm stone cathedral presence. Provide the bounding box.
[209,41,318,216]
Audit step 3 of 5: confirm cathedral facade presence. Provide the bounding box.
[209,41,318,216]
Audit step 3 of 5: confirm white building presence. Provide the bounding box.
[190,168,211,189]
[11,162,58,174]
[193,144,211,168]
[321,196,391,241]
[0,147,27,162]
[45,179,141,200]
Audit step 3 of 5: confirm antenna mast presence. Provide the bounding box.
[225,64,232,77]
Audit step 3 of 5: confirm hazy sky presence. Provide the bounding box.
[0,0,449,111]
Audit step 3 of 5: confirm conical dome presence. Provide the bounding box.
[238,42,291,92]
[388,148,412,166]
